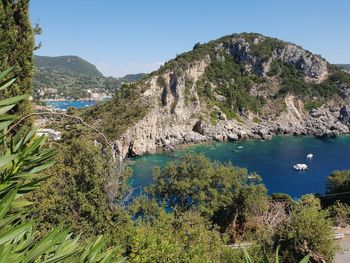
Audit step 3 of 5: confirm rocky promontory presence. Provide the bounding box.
[88,33,350,160]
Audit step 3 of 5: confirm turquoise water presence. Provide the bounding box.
[45,100,96,110]
[129,135,350,198]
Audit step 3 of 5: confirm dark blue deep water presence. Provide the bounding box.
[129,135,350,198]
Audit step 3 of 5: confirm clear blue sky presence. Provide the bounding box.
[30,0,350,77]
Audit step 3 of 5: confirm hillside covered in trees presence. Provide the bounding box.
[84,33,350,160]
[35,55,104,77]
[337,64,350,71]
[33,55,145,100]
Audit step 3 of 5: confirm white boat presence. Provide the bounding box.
[237,146,243,149]
[293,163,308,171]
[306,154,313,159]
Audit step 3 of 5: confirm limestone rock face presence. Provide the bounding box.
[305,108,349,137]
[114,58,211,160]
[277,45,328,83]
[110,34,349,161]
[223,37,328,82]
[228,38,254,64]
[224,37,267,76]
[340,105,350,126]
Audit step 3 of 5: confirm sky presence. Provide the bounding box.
[30,0,350,77]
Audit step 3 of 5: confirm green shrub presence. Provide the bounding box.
[275,195,337,263]
[0,69,123,262]
[304,100,323,111]
[250,38,285,62]
[326,170,350,194]
[84,83,149,140]
[328,201,350,227]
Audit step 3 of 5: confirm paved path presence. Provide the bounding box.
[334,228,350,263]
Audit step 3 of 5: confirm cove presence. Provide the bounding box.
[45,100,96,110]
[129,135,350,198]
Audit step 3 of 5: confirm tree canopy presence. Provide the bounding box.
[0,0,36,117]
[326,170,350,194]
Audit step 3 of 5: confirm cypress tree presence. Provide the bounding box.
[0,0,35,117]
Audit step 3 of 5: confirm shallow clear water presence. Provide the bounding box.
[45,100,96,110]
[129,135,350,198]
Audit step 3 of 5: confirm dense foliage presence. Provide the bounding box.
[201,53,266,118]
[275,195,336,263]
[35,55,104,77]
[0,69,123,262]
[120,73,147,82]
[84,83,149,140]
[327,201,350,227]
[0,0,35,117]
[33,67,122,100]
[30,129,132,241]
[28,130,341,263]
[249,37,285,62]
[271,60,342,99]
[149,155,268,226]
[126,208,240,262]
[326,170,350,194]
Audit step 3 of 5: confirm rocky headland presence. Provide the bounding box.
[87,33,350,161]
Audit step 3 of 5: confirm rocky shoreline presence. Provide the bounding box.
[157,105,350,152]
[114,103,350,160]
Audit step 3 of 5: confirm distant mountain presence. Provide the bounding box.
[120,73,147,82]
[337,64,350,71]
[34,55,103,77]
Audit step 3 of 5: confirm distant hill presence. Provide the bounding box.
[337,64,350,71]
[33,68,121,100]
[120,73,147,82]
[34,55,103,77]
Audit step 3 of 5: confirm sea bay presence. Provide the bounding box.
[130,135,350,198]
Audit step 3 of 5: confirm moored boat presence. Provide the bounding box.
[293,163,308,171]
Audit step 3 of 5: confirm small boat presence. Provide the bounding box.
[306,154,313,160]
[237,146,243,149]
[293,163,308,171]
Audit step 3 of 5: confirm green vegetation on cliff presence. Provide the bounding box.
[201,52,266,117]
[272,61,342,98]
[153,33,349,120]
[84,82,149,139]
[83,33,350,144]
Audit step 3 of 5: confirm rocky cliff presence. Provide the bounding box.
[89,33,350,161]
